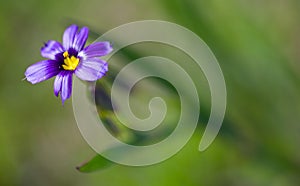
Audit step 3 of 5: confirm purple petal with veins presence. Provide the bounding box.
[73,27,89,51]
[63,25,78,50]
[79,42,112,59]
[75,58,108,81]
[25,60,60,84]
[41,40,64,60]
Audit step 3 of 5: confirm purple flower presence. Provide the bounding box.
[25,25,113,104]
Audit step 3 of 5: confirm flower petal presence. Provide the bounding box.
[63,25,78,50]
[25,60,60,84]
[73,27,89,51]
[41,40,64,60]
[53,71,64,97]
[75,58,108,81]
[78,42,113,59]
[60,71,73,104]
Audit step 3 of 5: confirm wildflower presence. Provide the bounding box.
[25,25,113,104]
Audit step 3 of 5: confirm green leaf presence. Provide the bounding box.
[76,155,114,173]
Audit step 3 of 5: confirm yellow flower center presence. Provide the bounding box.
[62,51,79,70]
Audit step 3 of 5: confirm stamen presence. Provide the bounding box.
[62,51,79,70]
[63,51,69,58]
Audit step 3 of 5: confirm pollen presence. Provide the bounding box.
[62,51,79,70]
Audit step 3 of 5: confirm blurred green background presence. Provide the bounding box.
[1,0,300,185]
